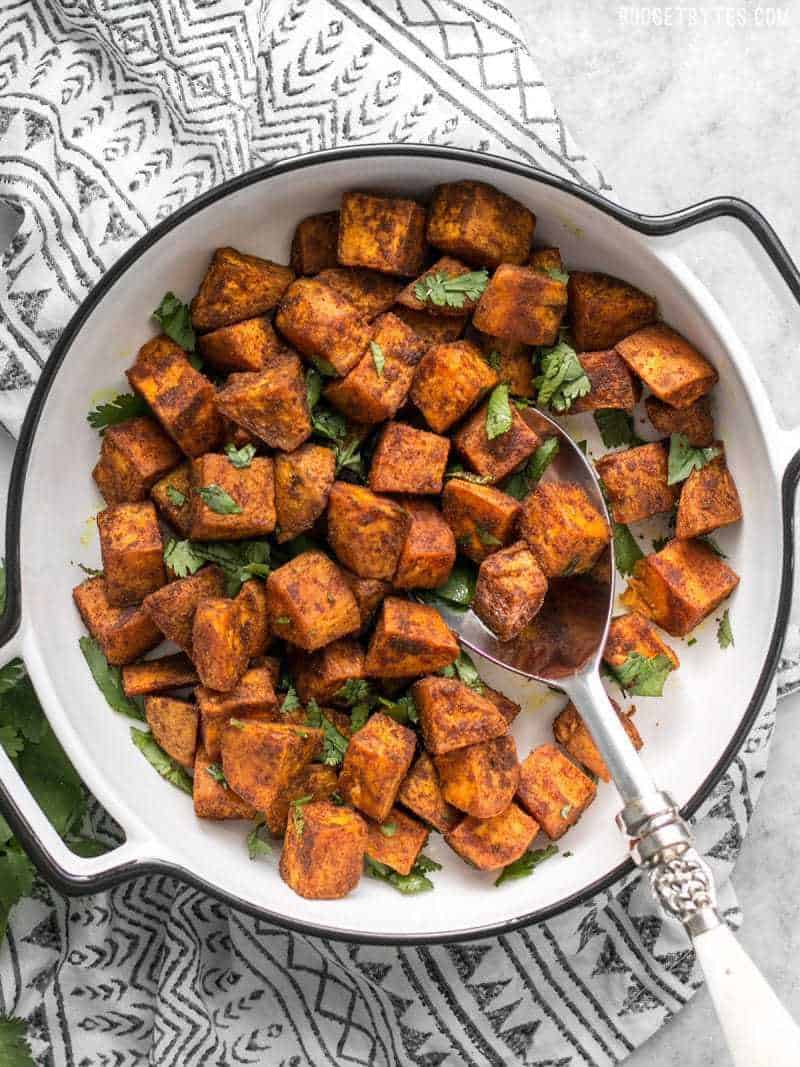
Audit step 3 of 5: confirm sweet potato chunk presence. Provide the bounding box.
[215,354,311,452]
[221,720,322,812]
[265,550,360,651]
[616,324,718,408]
[368,422,450,495]
[605,611,680,672]
[453,402,540,484]
[475,335,535,398]
[144,696,198,770]
[236,580,270,658]
[676,452,742,539]
[517,744,597,840]
[528,246,563,273]
[473,541,547,641]
[645,394,714,446]
[326,482,410,579]
[622,538,739,636]
[197,316,284,374]
[316,268,403,320]
[365,807,428,875]
[262,762,340,836]
[193,743,258,820]
[74,577,161,666]
[291,638,365,706]
[568,271,657,352]
[338,711,416,822]
[191,246,294,332]
[340,570,392,629]
[122,653,198,698]
[435,734,519,819]
[595,443,677,525]
[197,664,278,759]
[520,482,610,577]
[93,416,182,505]
[274,276,370,377]
[473,265,567,346]
[397,752,461,832]
[394,499,456,590]
[290,211,339,275]
[396,257,480,317]
[410,340,497,433]
[143,565,225,653]
[483,686,520,726]
[272,443,335,544]
[390,305,466,344]
[414,677,508,754]
[553,700,643,783]
[150,461,192,536]
[127,337,222,456]
[427,181,535,268]
[189,454,276,541]
[192,597,250,691]
[567,350,641,414]
[364,598,458,678]
[280,800,367,900]
[446,803,538,871]
[98,502,165,607]
[338,192,427,276]
[441,479,521,564]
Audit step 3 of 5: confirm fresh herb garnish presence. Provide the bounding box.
[608,652,674,698]
[495,844,558,886]
[416,561,477,614]
[335,679,375,707]
[197,484,242,515]
[560,803,572,819]
[280,687,301,714]
[153,291,196,352]
[544,267,570,283]
[484,349,502,371]
[377,693,418,725]
[413,269,489,309]
[247,816,273,860]
[594,409,643,449]
[165,484,186,507]
[291,795,313,834]
[274,616,290,625]
[667,433,721,486]
[503,437,560,500]
[0,1016,35,1067]
[702,535,727,558]
[365,852,442,894]
[717,609,734,649]
[444,464,493,485]
[130,728,193,794]
[206,762,227,788]
[687,637,697,647]
[224,442,256,469]
[87,393,149,432]
[439,650,483,693]
[485,383,513,440]
[163,538,270,595]
[79,637,144,720]
[612,523,644,577]
[310,355,337,377]
[75,562,103,577]
[380,822,397,837]
[349,703,371,731]
[475,523,502,548]
[370,341,385,377]
[306,367,323,409]
[534,337,591,413]
[306,700,349,766]
[309,402,364,478]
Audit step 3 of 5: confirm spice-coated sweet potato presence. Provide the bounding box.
[189,453,276,541]
[516,743,597,840]
[290,211,340,276]
[410,340,497,433]
[396,256,480,317]
[291,637,365,706]
[143,565,225,653]
[675,452,742,539]
[326,482,410,579]
[93,416,182,505]
[453,401,540,484]
[473,541,548,641]
[219,416,261,452]
[567,349,641,414]
[215,354,311,452]
[263,762,341,836]
[221,720,322,811]
[364,807,429,875]
[553,699,643,783]
[616,324,718,408]
[390,305,466,345]
[197,665,279,759]
[338,192,427,276]
[338,711,417,822]
[393,499,456,590]
[368,422,450,496]
[568,271,657,352]
[340,571,392,630]
[236,580,270,658]
[427,181,535,268]
[364,598,458,678]
[191,246,294,332]
[483,685,520,726]
[622,538,739,636]
[122,653,198,698]
[474,334,535,398]
[520,482,610,577]
[435,734,519,819]
[645,394,714,446]
[98,501,165,607]
[144,696,198,771]
[473,265,567,346]
[274,276,371,377]
[197,315,285,374]
[414,677,508,754]
[150,461,192,536]
[73,577,162,666]
[316,268,404,320]
[446,802,539,871]
[127,336,222,457]
[280,800,367,900]
[273,443,335,544]
[397,752,461,832]
[265,549,360,651]
[604,611,680,672]
[528,246,563,273]
[441,479,521,564]
[595,442,677,525]
[193,743,258,820]
[192,597,250,692]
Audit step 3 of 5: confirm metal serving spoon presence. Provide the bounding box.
[438,409,799,1067]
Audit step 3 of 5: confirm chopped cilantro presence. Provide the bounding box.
[152,291,196,352]
[130,728,192,794]
[612,523,644,577]
[79,637,144,720]
[608,652,675,697]
[594,409,643,449]
[717,609,734,649]
[87,392,149,432]
[667,433,721,486]
[534,337,591,413]
[380,822,397,837]
[485,383,512,440]
[413,269,489,309]
[280,687,301,714]
[247,817,273,860]
[370,341,385,377]
[495,844,558,886]
[197,484,242,515]
[365,852,442,894]
[206,762,227,788]
[165,484,186,507]
[224,442,256,469]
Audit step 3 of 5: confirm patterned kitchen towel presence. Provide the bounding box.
[0,1,781,1064]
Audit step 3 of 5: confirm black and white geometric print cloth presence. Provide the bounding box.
[0,2,785,1063]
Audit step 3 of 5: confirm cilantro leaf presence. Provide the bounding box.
[224,442,256,469]
[130,728,192,794]
[544,267,569,283]
[377,693,418,725]
[350,704,371,732]
[445,650,483,692]
[0,726,24,760]
[485,383,512,440]
[335,679,375,708]
[306,700,349,766]
[247,816,273,860]
[370,341,385,377]
[153,291,196,351]
[717,609,734,649]
[444,464,492,485]
[309,402,363,478]
[594,409,643,449]
[0,1015,35,1067]
[365,852,442,894]
[0,661,26,696]
[197,484,242,515]
[495,844,558,885]
[417,560,477,614]
[702,535,727,558]
[475,523,502,548]
[534,338,591,413]
[165,484,186,507]
[413,269,489,309]
[79,637,145,720]
[87,393,149,432]
[163,538,270,595]
[280,687,301,715]
[667,433,721,485]
[291,795,313,834]
[484,349,502,371]
[17,722,84,836]
[379,822,397,837]
[206,762,227,787]
[502,438,559,500]
[612,523,644,577]
[310,355,337,377]
[609,652,674,697]
[306,367,323,410]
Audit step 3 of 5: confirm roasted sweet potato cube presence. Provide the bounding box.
[427,181,535,268]
[368,422,450,496]
[364,599,458,678]
[446,803,539,871]
[341,570,391,628]
[622,538,739,636]
[394,499,456,590]
[221,720,322,811]
[567,350,641,414]
[193,743,257,820]
[414,677,508,754]
[262,762,341,837]
[528,246,563,273]
[144,696,198,770]
[396,257,480,317]
[474,265,567,346]
[127,336,222,456]
[676,452,742,539]
[568,271,657,352]
[475,334,535,398]
[143,565,225,653]
[520,482,610,578]
[390,305,466,344]
[338,192,427,276]
[192,597,250,691]
[215,353,311,452]
[93,416,182,505]
[191,246,294,332]
[290,210,339,275]
[74,577,162,665]
[274,276,370,377]
[98,502,165,607]
[554,699,643,783]
[397,752,461,832]
[517,744,596,840]
[122,653,198,698]
[616,324,718,409]
[410,340,497,433]
[188,453,276,541]
[197,665,279,759]
[324,312,426,424]
[280,800,366,900]
[273,443,335,543]
[645,394,714,447]
[326,482,410,579]
[365,807,428,875]
[338,711,416,822]
[595,443,677,525]
[316,268,403,320]
[453,402,540,484]
[197,315,285,374]
[265,550,360,651]
[483,686,520,726]
[441,480,521,564]
[236,580,270,658]
[200,703,276,764]
[291,638,365,705]
[150,461,192,536]
[604,611,680,672]
[220,416,260,451]
[435,734,519,819]
[473,541,547,641]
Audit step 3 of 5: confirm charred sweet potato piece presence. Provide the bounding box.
[236,580,270,658]
[93,416,182,505]
[365,807,428,875]
[127,337,222,456]
[414,677,508,754]
[265,550,360,651]
[393,499,456,590]
[567,349,641,414]
[316,268,403,320]
[435,734,519,819]
[326,482,410,579]
[74,577,162,666]
[517,743,597,840]
[446,803,539,871]
[98,502,165,607]
[338,192,427,276]
[390,305,466,344]
[676,452,742,539]
[397,752,461,832]
[221,720,322,811]
[474,334,535,398]
[189,454,276,541]
[616,324,718,408]
[290,211,339,275]
[473,265,567,346]
[427,181,535,268]
[645,394,714,446]
[338,711,416,822]
[143,566,225,653]
[410,340,497,433]
[528,246,563,273]
[192,597,250,691]
[568,271,657,352]
[553,699,643,783]
[368,422,450,496]
[595,443,677,525]
[474,541,548,641]
[150,461,192,536]
[191,246,294,332]
[274,276,370,377]
[291,638,365,706]
[280,800,367,900]
[340,570,392,629]
[622,538,739,636]
[364,598,458,678]
[396,257,480,317]
[144,696,198,771]
[453,402,540,484]
[520,482,610,577]
[273,443,335,544]
[193,743,257,820]
[441,479,521,564]
[605,611,680,672]
[122,653,198,698]
[197,316,285,374]
[483,686,520,726]
[215,354,311,452]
